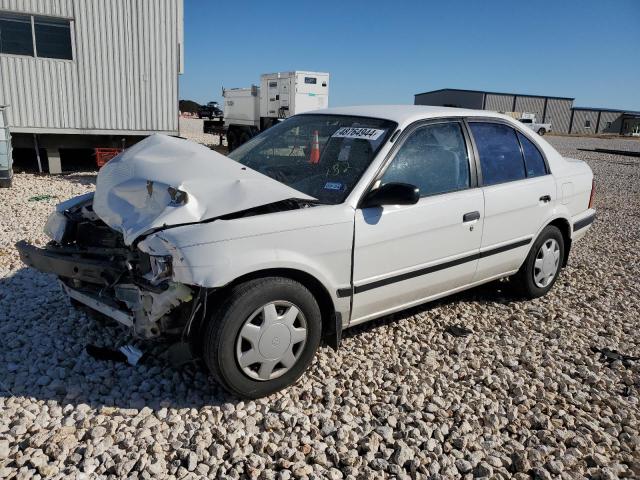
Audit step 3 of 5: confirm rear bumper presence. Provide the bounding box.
[573,210,596,233]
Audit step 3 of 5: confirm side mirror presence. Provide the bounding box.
[360,182,420,208]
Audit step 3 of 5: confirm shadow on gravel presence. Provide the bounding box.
[0,267,517,410]
[62,173,97,188]
[0,267,231,411]
[342,279,515,340]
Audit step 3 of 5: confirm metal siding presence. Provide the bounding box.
[0,0,181,134]
[571,110,598,134]
[414,90,484,109]
[544,98,572,134]
[514,96,545,123]
[0,0,74,17]
[597,111,621,134]
[484,94,514,112]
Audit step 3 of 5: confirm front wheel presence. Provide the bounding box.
[512,225,564,299]
[537,128,546,136]
[203,277,322,398]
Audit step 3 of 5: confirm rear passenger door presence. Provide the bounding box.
[468,121,555,281]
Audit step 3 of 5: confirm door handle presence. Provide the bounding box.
[463,211,480,222]
[539,195,551,203]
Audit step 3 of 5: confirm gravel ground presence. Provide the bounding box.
[179,117,226,150]
[0,135,639,479]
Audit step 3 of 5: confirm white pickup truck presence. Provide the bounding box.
[519,116,552,136]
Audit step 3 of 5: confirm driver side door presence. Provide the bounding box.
[350,120,484,323]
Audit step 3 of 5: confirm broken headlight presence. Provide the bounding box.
[148,255,173,285]
[44,211,68,243]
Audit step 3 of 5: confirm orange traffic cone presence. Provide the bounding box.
[309,130,320,164]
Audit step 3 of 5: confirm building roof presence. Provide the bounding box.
[572,106,640,115]
[414,88,574,101]
[307,104,508,125]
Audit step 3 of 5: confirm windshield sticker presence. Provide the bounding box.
[332,127,386,141]
[337,144,351,162]
[324,181,344,191]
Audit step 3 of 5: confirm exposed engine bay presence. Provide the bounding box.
[17,194,199,339]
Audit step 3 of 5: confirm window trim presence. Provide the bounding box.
[358,117,479,207]
[515,130,548,178]
[465,117,551,187]
[0,10,74,61]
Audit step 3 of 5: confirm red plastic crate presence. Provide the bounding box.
[95,148,122,167]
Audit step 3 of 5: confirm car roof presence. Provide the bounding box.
[306,105,509,126]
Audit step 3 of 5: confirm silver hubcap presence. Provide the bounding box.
[533,238,560,288]
[235,301,307,381]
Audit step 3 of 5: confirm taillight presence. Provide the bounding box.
[588,179,595,209]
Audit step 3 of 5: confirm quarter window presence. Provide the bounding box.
[517,132,547,177]
[382,122,470,197]
[0,13,34,56]
[469,123,526,185]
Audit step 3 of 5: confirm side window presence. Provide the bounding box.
[469,123,525,185]
[517,132,547,177]
[382,122,470,197]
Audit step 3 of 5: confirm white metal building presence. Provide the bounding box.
[0,0,184,175]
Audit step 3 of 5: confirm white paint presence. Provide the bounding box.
[68,106,595,330]
[93,134,314,245]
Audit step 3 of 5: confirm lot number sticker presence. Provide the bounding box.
[332,127,386,141]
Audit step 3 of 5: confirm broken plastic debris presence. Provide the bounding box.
[85,344,144,366]
[445,324,473,338]
[119,345,144,365]
[591,346,639,366]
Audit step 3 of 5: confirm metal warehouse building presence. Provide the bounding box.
[0,0,184,179]
[414,88,640,136]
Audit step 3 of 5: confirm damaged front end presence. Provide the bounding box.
[16,193,194,339]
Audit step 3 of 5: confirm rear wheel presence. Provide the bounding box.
[203,277,322,398]
[537,128,546,136]
[512,225,564,299]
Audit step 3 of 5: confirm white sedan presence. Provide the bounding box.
[18,106,595,398]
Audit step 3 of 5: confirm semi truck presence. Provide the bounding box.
[204,71,329,151]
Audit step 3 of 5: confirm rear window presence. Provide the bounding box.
[469,123,526,185]
[517,132,547,177]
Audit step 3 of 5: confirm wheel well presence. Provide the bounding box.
[547,218,572,267]
[219,268,339,346]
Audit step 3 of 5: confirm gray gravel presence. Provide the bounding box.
[1,135,639,479]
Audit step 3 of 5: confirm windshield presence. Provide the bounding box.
[228,114,397,204]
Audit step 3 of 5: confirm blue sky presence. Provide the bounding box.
[180,0,640,110]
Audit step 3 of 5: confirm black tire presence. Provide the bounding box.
[239,131,252,147]
[226,131,237,152]
[537,128,545,136]
[203,277,322,398]
[512,225,564,299]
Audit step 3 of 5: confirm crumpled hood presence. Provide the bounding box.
[93,134,314,245]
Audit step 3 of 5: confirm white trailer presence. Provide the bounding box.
[212,71,330,151]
